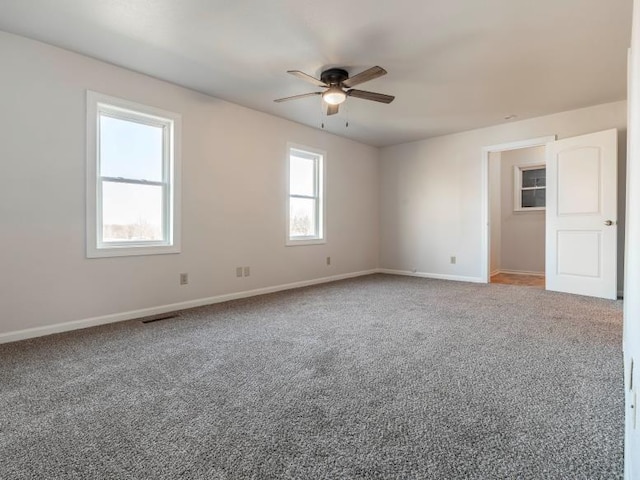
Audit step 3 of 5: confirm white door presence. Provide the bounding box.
[545,129,618,299]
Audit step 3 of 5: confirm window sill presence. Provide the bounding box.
[87,243,181,258]
[286,238,326,247]
[513,207,545,212]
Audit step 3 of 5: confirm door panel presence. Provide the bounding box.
[556,231,601,277]
[546,129,617,299]
[557,147,601,215]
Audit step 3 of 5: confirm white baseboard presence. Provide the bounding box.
[0,269,378,345]
[493,269,545,277]
[378,268,484,284]
[2,268,620,345]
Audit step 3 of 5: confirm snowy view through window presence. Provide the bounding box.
[289,151,320,238]
[99,114,164,242]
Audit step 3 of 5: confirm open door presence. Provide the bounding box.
[545,129,618,299]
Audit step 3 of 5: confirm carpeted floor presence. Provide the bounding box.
[0,274,624,479]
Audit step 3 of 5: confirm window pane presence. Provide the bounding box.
[290,155,316,197]
[290,197,317,237]
[522,168,546,188]
[102,181,164,242]
[522,188,546,208]
[100,114,164,181]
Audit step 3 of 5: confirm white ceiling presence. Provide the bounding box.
[0,0,633,147]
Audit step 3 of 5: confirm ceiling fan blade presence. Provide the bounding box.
[342,66,387,88]
[287,70,328,87]
[326,103,339,116]
[274,92,322,103]
[347,89,395,104]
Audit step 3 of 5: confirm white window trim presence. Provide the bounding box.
[86,91,182,258]
[513,162,546,212]
[286,143,326,246]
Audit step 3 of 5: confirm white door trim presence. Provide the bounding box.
[480,136,557,283]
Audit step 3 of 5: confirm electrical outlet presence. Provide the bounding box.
[244,266,250,277]
[450,256,456,264]
[179,273,189,285]
[236,267,243,278]
[326,256,331,266]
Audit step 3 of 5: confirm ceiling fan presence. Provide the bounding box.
[274,66,395,115]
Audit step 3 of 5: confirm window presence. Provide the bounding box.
[514,164,546,211]
[287,145,325,245]
[86,91,181,257]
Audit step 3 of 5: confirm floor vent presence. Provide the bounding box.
[141,314,178,324]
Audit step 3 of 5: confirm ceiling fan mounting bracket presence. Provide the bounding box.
[321,68,349,86]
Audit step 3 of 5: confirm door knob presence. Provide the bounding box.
[604,220,614,226]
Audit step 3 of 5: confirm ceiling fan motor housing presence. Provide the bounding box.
[321,68,349,86]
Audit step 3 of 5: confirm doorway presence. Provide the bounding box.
[489,146,547,287]
[481,131,618,299]
[480,136,556,285]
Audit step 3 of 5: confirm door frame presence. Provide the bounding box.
[480,135,557,283]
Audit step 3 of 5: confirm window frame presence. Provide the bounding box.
[513,163,546,212]
[286,143,326,246]
[86,91,181,258]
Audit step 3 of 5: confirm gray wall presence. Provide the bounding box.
[489,152,502,274]
[380,101,627,290]
[0,31,380,340]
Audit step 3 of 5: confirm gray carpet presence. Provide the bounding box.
[0,274,624,479]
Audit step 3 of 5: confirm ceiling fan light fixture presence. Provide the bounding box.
[322,86,347,105]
